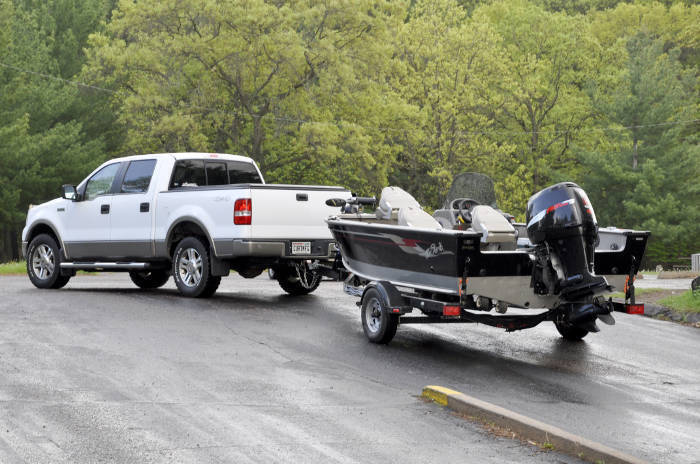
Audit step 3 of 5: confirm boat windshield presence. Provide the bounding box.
[443,172,498,209]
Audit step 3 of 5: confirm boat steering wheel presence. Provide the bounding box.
[451,198,481,224]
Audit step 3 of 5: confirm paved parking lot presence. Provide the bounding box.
[1,273,698,463]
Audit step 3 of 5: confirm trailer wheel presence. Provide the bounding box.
[129,270,170,289]
[361,288,399,344]
[277,262,321,296]
[172,237,221,298]
[554,321,589,341]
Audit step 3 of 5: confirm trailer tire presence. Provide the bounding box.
[172,237,221,298]
[361,288,399,344]
[277,262,321,296]
[129,270,170,289]
[554,321,589,341]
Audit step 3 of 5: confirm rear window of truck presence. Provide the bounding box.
[170,160,206,188]
[227,161,261,184]
[206,162,228,185]
[170,159,261,188]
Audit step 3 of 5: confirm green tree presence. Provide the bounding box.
[388,0,514,208]
[578,34,699,265]
[0,0,107,260]
[84,0,409,196]
[471,0,603,216]
[590,2,699,68]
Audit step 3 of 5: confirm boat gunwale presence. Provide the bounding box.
[326,216,480,237]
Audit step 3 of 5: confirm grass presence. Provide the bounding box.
[0,261,26,275]
[0,261,96,276]
[658,291,700,314]
[610,285,700,316]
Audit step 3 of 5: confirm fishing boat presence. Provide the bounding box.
[326,173,649,343]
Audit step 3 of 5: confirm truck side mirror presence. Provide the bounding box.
[62,184,77,201]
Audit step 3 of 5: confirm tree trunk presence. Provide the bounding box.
[252,115,264,162]
[1,226,11,263]
[632,137,638,169]
[10,227,19,261]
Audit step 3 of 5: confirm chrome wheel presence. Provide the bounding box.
[365,297,383,334]
[177,248,202,287]
[31,244,55,280]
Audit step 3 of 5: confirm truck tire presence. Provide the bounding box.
[26,233,71,289]
[361,288,399,344]
[276,262,321,296]
[554,321,589,341]
[129,270,170,289]
[172,237,221,298]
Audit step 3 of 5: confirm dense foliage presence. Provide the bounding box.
[1,0,697,266]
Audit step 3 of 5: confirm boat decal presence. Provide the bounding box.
[379,233,454,259]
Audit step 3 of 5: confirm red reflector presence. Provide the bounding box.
[443,305,460,316]
[392,308,401,313]
[234,198,252,225]
[626,304,644,314]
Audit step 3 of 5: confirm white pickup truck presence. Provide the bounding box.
[22,152,350,297]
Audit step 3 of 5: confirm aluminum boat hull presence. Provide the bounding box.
[327,218,649,309]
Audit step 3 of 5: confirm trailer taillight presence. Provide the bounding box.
[443,305,460,316]
[234,198,252,225]
[625,303,644,314]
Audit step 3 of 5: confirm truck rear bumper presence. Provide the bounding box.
[226,239,337,259]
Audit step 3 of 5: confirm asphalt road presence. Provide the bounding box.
[635,275,694,290]
[1,273,698,464]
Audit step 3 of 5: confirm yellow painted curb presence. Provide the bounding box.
[421,385,461,406]
[422,385,648,464]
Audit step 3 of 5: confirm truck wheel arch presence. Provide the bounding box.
[26,221,66,258]
[166,218,216,257]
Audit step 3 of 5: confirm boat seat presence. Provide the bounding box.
[376,186,421,220]
[398,207,443,229]
[470,205,516,248]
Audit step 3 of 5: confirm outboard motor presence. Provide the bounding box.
[527,183,612,330]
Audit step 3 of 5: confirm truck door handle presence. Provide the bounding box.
[101,204,110,214]
[296,193,308,201]
[140,202,150,213]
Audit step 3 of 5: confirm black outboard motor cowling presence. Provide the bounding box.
[526,182,607,300]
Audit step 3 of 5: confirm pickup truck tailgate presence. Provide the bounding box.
[250,185,350,240]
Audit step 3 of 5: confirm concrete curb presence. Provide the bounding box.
[422,386,648,464]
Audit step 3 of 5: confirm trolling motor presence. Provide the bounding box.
[527,182,612,331]
[326,196,376,214]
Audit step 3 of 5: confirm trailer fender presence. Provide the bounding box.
[362,281,405,311]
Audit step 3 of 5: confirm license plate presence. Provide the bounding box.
[291,241,311,255]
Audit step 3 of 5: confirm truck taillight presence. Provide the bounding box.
[234,198,252,225]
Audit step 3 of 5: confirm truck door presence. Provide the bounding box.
[61,162,121,259]
[108,159,158,259]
